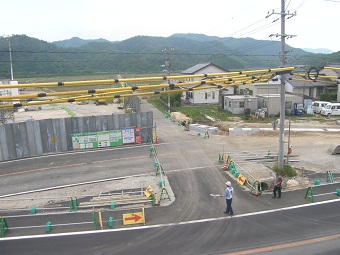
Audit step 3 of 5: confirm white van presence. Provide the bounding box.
[312,101,330,113]
[321,103,340,116]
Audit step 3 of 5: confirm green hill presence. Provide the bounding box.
[0,34,338,78]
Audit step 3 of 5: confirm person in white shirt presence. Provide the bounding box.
[224,181,234,215]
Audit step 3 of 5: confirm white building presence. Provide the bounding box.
[181,62,233,104]
[223,95,258,114]
[257,94,303,116]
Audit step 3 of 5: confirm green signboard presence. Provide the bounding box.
[72,130,122,150]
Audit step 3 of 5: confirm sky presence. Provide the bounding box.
[1,0,339,52]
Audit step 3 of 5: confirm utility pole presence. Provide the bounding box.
[268,0,296,169]
[8,40,14,80]
[162,47,174,114]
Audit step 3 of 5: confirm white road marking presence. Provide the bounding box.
[1,198,338,241]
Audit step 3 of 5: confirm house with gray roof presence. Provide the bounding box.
[286,73,338,99]
[181,62,234,104]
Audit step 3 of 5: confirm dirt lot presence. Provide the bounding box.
[13,101,340,175]
[5,101,339,209]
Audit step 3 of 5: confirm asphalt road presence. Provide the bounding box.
[0,100,339,254]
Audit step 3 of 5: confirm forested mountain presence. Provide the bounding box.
[0,34,339,78]
[53,37,110,48]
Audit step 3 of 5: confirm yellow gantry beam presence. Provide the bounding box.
[0,67,294,109]
[0,74,273,102]
[0,75,272,109]
[324,66,340,71]
[0,67,295,89]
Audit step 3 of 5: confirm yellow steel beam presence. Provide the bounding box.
[0,67,295,89]
[0,74,273,102]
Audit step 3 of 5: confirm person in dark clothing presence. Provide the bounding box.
[273,172,282,198]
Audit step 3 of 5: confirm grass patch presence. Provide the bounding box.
[273,164,297,177]
[174,105,236,122]
[147,96,168,113]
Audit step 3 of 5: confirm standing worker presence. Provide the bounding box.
[223,181,234,215]
[273,172,282,198]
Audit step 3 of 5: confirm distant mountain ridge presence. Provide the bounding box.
[54,34,334,55]
[53,37,110,48]
[0,34,339,78]
[302,48,334,54]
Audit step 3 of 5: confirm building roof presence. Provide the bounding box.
[182,62,228,74]
[257,94,302,98]
[224,95,257,100]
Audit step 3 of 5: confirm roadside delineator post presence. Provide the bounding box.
[229,161,236,173]
[30,206,37,214]
[305,187,314,203]
[151,193,156,206]
[218,153,223,164]
[1,217,8,237]
[110,202,116,209]
[45,221,52,233]
[92,208,97,230]
[69,197,79,211]
[156,163,165,176]
[314,180,321,185]
[149,146,155,157]
[326,171,334,183]
[70,197,74,211]
[108,216,114,228]
[73,197,79,211]
[336,189,340,197]
[160,187,171,201]
[204,131,209,139]
[98,209,103,230]
[267,150,273,159]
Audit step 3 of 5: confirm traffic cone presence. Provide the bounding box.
[222,161,227,171]
[155,136,159,144]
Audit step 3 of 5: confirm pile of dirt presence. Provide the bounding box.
[170,112,190,122]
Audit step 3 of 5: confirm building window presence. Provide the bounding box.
[212,92,215,99]
[205,93,208,99]
[239,102,245,108]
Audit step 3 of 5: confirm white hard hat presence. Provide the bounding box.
[226,181,231,187]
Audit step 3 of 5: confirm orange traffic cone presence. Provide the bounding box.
[155,136,159,144]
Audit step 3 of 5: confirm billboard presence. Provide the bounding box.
[71,130,123,150]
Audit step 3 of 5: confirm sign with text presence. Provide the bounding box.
[122,128,135,144]
[71,130,122,150]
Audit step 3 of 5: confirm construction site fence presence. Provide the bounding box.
[0,111,153,161]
